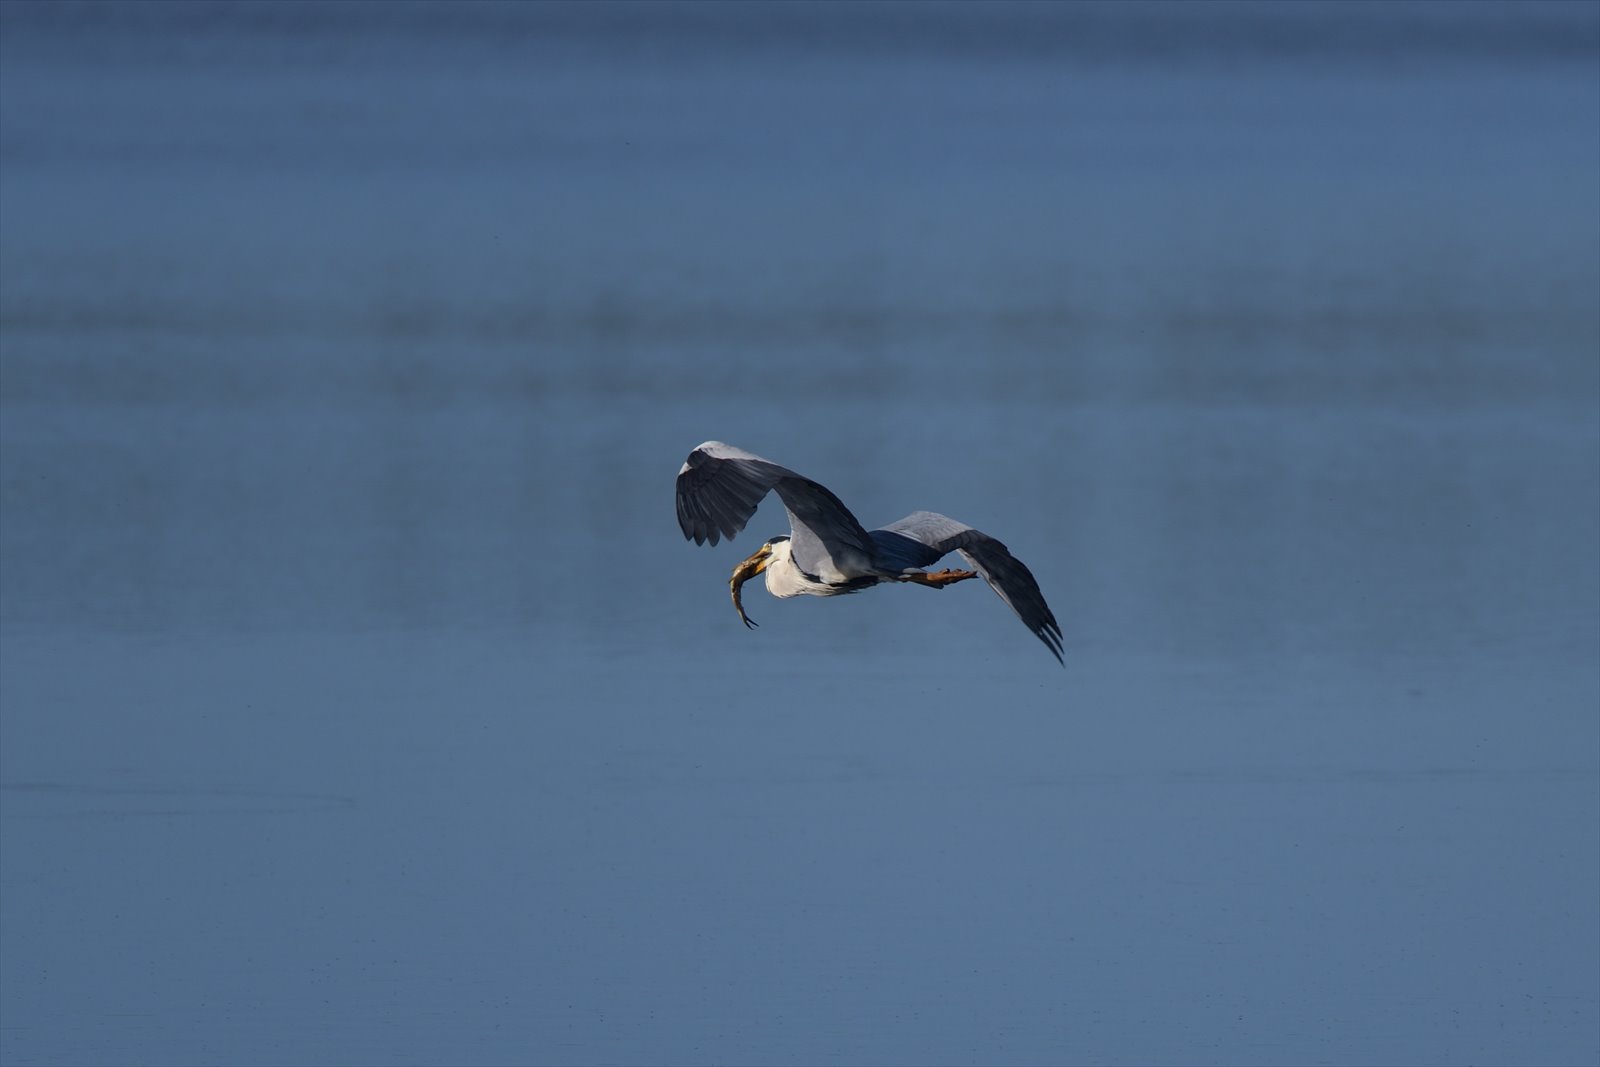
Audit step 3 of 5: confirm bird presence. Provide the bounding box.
[675,441,1063,663]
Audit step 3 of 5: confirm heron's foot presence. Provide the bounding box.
[902,568,978,589]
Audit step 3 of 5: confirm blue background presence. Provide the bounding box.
[2,2,1597,1064]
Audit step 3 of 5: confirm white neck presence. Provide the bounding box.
[761,539,811,599]
[763,539,851,599]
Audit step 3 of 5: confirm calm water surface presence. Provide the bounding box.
[2,3,1597,1064]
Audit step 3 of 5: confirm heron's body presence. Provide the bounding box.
[676,441,1064,663]
[760,537,868,598]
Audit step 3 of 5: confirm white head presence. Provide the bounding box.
[750,535,818,600]
[728,535,792,628]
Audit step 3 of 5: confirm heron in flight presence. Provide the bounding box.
[675,441,1063,663]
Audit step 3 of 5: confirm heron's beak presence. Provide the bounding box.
[729,545,771,629]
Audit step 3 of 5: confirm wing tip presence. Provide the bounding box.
[1040,628,1065,666]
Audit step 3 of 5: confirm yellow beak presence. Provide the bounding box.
[729,545,772,629]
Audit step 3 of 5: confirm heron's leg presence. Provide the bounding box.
[900,569,978,589]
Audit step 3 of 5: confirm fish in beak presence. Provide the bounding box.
[729,543,772,629]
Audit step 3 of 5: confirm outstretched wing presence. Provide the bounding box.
[873,510,1064,664]
[676,442,876,576]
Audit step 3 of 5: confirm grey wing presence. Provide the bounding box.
[676,442,877,573]
[874,510,1064,664]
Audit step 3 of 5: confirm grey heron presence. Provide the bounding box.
[675,441,1064,663]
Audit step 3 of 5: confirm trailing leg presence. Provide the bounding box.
[899,569,977,589]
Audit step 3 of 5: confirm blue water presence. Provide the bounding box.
[2,3,1597,1064]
